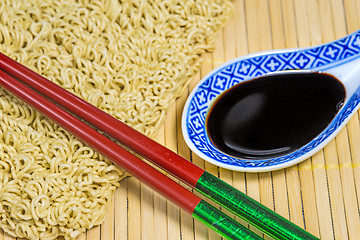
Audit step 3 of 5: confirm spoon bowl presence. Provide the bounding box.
[182,29,360,172]
[205,70,346,160]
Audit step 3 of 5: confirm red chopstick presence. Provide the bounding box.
[0,68,199,213]
[0,53,204,186]
[0,55,261,240]
[0,53,319,240]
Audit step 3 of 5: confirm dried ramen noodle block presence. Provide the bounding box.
[0,0,233,239]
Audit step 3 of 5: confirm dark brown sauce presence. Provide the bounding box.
[206,71,346,159]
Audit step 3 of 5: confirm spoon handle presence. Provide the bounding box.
[196,172,320,240]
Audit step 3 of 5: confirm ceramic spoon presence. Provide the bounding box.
[206,56,360,161]
[182,29,360,172]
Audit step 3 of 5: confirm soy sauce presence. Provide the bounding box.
[206,71,346,159]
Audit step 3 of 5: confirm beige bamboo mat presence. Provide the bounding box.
[1,0,360,239]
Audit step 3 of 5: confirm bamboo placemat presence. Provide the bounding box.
[1,0,360,239]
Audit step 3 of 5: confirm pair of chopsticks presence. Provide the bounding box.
[0,52,319,240]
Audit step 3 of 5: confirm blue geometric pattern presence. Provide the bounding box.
[183,30,360,170]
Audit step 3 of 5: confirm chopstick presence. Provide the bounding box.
[0,59,261,240]
[0,52,319,240]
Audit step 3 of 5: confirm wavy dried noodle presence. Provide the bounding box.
[0,0,232,239]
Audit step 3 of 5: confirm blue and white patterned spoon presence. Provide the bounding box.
[182,29,360,172]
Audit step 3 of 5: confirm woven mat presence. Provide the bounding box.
[177,1,359,240]
[113,0,359,240]
[1,0,360,240]
[0,0,232,239]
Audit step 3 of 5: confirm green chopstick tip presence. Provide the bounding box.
[193,200,262,240]
[195,172,320,240]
